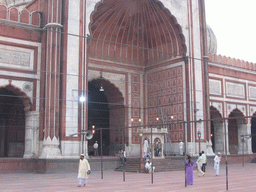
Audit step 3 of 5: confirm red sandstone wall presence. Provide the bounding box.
[147,65,184,142]
[131,73,141,144]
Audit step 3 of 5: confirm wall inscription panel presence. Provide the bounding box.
[249,86,256,100]
[209,79,221,95]
[226,82,245,98]
[0,44,34,70]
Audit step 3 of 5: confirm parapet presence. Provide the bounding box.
[0,4,41,27]
[208,53,256,71]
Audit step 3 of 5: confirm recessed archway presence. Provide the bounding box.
[0,87,26,157]
[210,106,223,153]
[87,81,110,155]
[88,78,125,155]
[154,137,162,156]
[251,113,256,153]
[228,109,246,154]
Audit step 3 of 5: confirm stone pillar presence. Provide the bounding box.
[213,122,224,154]
[40,0,63,158]
[24,111,39,158]
[237,124,252,154]
[225,122,230,155]
[238,123,250,154]
[247,124,253,154]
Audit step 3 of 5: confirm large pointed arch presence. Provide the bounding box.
[0,84,32,112]
[88,0,186,66]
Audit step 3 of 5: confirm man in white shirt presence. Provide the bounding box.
[214,152,221,176]
[196,153,205,177]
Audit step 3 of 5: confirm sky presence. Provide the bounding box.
[205,0,256,63]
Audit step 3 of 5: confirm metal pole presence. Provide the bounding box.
[81,134,84,155]
[184,121,187,187]
[100,128,103,179]
[139,134,143,171]
[224,119,228,191]
[151,126,153,184]
[199,137,201,154]
[242,137,244,167]
[122,126,125,181]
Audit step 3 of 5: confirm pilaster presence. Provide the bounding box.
[40,0,63,158]
[23,111,39,158]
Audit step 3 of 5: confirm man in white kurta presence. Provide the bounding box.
[143,138,149,157]
[179,141,184,156]
[214,152,221,176]
[78,154,91,187]
[196,153,205,177]
[145,160,155,173]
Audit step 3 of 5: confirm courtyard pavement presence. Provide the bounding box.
[0,163,255,192]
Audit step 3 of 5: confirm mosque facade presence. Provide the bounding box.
[0,0,255,159]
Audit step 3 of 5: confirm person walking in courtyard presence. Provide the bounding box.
[185,156,196,185]
[196,153,205,177]
[77,154,91,187]
[201,151,207,172]
[214,152,221,176]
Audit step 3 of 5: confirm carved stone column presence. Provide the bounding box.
[40,0,63,158]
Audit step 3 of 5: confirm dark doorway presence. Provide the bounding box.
[251,115,256,153]
[228,118,238,154]
[88,82,110,156]
[0,88,25,157]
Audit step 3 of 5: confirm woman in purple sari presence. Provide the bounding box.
[185,156,196,185]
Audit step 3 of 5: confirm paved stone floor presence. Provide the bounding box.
[0,163,256,192]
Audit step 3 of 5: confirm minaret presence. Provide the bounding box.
[199,0,214,155]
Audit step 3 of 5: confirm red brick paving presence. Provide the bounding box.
[0,163,256,192]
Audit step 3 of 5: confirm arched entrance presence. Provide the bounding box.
[0,88,25,157]
[87,0,186,156]
[210,106,224,154]
[228,109,246,154]
[88,78,125,155]
[154,137,162,157]
[88,81,110,155]
[251,113,256,153]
